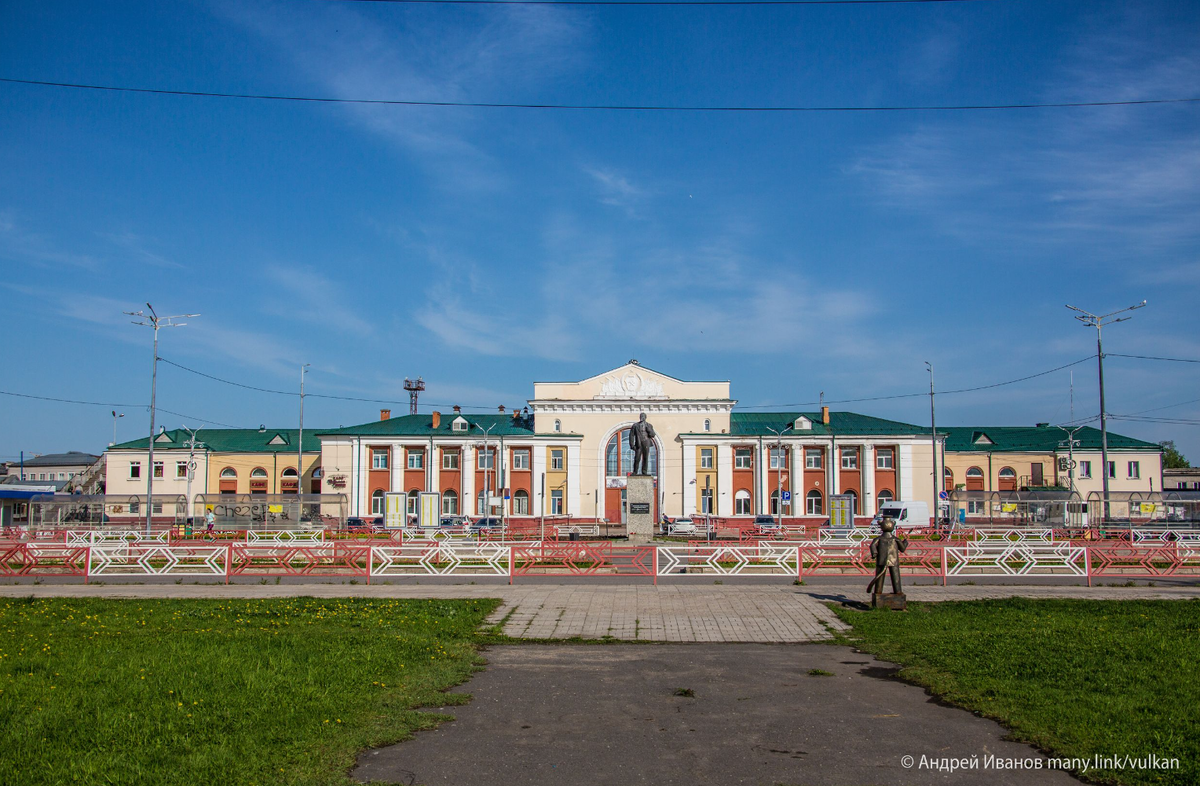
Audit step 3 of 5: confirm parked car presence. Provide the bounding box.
[440,516,469,528]
[470,517,504,533]
[871,500,931,529]
[667,518,697,536]
[753,514,779,530]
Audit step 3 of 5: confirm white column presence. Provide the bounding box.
[792,444,805,516]
[567,442,581,516]
[462,444,476,515]
[899,443,915,501]
[429,441,440,495]
[682,443,697,517]
[831,441,841,495]
[716,444,733,517]
[758,442,770,514]
[350,441,362,516]
[532,443,546,515]
[862,444,876,514]
[390,444,403,492]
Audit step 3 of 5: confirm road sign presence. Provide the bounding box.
[939,491,949,500]
[781,490,792,502]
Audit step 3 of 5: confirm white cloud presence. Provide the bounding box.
[0,212,101,270]
[583,166,648,214]
[261,264,372,336]
[100,231,184,269]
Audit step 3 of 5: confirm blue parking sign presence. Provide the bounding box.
[781,490,792,502]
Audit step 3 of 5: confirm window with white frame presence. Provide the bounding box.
[1128,461,1140,479]
[442,490,458,515]
[550,450,564,471]
[734,448,752,469]
[370,490,384,515]
[372,450,388,470]
[700,487,714,514]
[478,450,495,470]
[967,499,985,515]
[840,448,858,470]
[700,448,714,469]
[176,461,188,479]
[153,461,164,479]
[703,419,711,432]
[770,490,781,515]
[442,451,459,470]
[876,448,894,470]
[1107,461,1116,479]
[130,461,141,479]
[512,450,530,470]
[734,489,752,515]
[876,489,894,510]
[805,449,822,470]
[513,490,529,515]
[554,419,562,433]
[476,491,487,515]
[1079,460,1092,478]
[407,491,419,515]
[407,450,424,470]
[806,489,822,515]
[769,448,786,469]
[550,489,564,514]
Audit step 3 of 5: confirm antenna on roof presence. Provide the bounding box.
[404,377,425,415]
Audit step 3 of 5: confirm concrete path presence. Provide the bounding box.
[353,644,1083,786]
[5,582,1195,643]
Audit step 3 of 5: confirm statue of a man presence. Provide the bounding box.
[867,518,909,595]
[628,413,656,476]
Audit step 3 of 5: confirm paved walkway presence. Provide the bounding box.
[353,644,1084,786]
[4,582,1196,643]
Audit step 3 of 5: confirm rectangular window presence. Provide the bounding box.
[442,451,459,470]
[550,489,564,515]
[968,500,984,515]
[176,461,188,479]
[407,450,424,470]
[876,448,894,470]
[700,448,714,469]
[841,448,858,470]
[372,450,388,470]
[478,450,495,470]
[513,450,530,470]
[734,448,752,469]
[152,502,163,515]
[805,449,822,470]
[153,461,164,479]
[1127,461,1140,479]
[700,488,714,514]
[769,448,787,470]
[1079,460,1092,479]
[550,450,564,471]
[1107,461,1116,479]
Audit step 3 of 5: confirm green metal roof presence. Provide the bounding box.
[317,413,536,438]
[940,425,1160,453]
[110,428,321,453]
[727,412,930,437]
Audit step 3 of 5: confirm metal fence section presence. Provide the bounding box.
[88,544,228,577]
[369,543,509,577]
[511,542,655,577]
[656,543,797,576]
[944,544,1088,578]
[0,542,90,578]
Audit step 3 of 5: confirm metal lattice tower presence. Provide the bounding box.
[404,377,425,415]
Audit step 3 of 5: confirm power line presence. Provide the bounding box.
[1108,353,1200,364]
[0,390,143,408]
[3,77,1197,113]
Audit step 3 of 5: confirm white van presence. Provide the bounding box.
[871,500,931,529]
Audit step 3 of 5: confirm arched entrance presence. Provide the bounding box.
[602,426,660,524]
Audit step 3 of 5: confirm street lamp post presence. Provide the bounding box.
[473,422,497,520]
[125,304,199,534]
[110,411,124,446]
[298,364,309,507]
[180,425,205,525]
[766,423,793,528]
[926,362,940,527]
[1066,301,1146,521]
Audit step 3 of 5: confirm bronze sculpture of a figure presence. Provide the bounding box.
[628,413,656,476]
[866,518,909,595]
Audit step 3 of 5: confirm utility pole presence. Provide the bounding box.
[1066,301,1146,521]
[298,364,309,502]
[474,422,496,520]
[926,362,940,527]
[110,410,124,446]
[180,425,204,525]
[125,304,199,534]
[766,423,793,527]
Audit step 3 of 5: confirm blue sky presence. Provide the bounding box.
[2,0,1199,463]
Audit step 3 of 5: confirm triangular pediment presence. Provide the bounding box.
[268,434,289,445]
[973,431,994,445]
[155,432,174,443]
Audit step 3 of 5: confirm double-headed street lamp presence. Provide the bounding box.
[1065,300,1146,520]
[765,423,793,527]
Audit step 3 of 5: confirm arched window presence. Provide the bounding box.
[703,419,711,432]
[876,489,894,510]
[370,489,384,516]
[998,466,1017,491]
[442,490,458,516]
[770,489,781,516]
[250,467,267,478]
[966,466,985,491]
[845,489,858,515]
[966,467,984,478]
[407,490,420,516]
[806,489,823,515]
[513,489,529,515]
[734,489,752,516]
[944,466,954,490]
[220,468,237,479]
[312,467,323,479]
[281,467,298,478]
[554,419,562,433]
[998,467,1016,478]
[605,427,658,477]
[249,467,268,494]
[280,466,300,494]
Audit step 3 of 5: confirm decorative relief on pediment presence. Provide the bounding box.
[597,370,666,400]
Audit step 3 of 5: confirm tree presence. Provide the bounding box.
[1159,441,1190,469]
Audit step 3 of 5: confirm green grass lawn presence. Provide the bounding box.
[0,596,500,786]
[833,598,1200,786]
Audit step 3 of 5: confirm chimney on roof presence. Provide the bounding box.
[512,407,520,421]
[432,411,441,429]
[821,406,830,425]
[380,409,391,421]
[453,405,461,414]
[498,405,505,413]
[1036,422,1049,428]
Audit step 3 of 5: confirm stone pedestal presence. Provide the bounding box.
[871,592,907,611]
[626,475,655,542]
